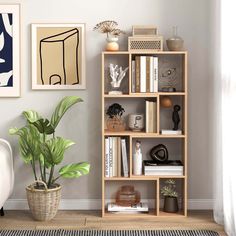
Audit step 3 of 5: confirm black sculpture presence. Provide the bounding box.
[0,207,4,216]
[172,105,181,130]
[150,144,169,163]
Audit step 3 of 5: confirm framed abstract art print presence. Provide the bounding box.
[0,4,20,97]
[31,23,86,90]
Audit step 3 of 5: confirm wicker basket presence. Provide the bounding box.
[26,180,61,221]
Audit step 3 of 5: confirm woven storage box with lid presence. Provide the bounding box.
[26,181,61,221]
[128,36,163,52]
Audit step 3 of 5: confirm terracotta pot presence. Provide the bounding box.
[163,196,179,213]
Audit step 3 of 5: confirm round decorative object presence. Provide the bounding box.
[128,114,144,131]
[160,96,172,108]
[150,144,168,163]
[166,26,184,51]
[116,185,141,206]
[106,37,119,51]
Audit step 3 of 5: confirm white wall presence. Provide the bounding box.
[0,0,212,209]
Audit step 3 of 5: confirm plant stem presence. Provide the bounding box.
[43,133,46,182]
[51,176,60,185]
[39,158,45,182]
[47,165,54,188]
[30,160,37,181]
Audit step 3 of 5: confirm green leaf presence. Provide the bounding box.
[9,125,42,164]
[40,137,75,166]
[50,96,83,129]
[23,110,41,123]
[31,118,55,135]
[59,162,90,178]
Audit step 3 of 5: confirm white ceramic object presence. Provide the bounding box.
[133,141,143,175]
[106,37,119,51]
[0,139,14,209]
[128,114,144,131]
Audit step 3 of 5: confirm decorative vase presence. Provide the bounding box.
[26,180,61,221]
[128,114,144,131]
[106,116,125,132]
[166,26,184,51]
[106,37,119,51]
[163,196,179,213]
[116,185,141,206]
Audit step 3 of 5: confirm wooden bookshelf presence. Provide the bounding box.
[102,51,188,217]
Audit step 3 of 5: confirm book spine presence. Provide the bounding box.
[150,57,154,93]
[140,56,146,93]
[109,137,113,177]
[131,60,136,93]
[121,139,128,177]
[105,138,110,177]
[153,57,158,92]
[149,101,154,132]
[113,137,118,177]
[145,100,149,133]
[146,57,150,93]
[135,56,140,93]
[117,137,121,177]
[153,102,157,132]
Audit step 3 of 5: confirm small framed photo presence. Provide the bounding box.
[0,4,20,97]
[31,23,86,90]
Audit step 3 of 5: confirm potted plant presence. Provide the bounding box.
[161,179,179,213]
[106,103,125,132]
[9,96,90,221]
[93,20,125,51]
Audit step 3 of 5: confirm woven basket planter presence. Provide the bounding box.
[26,180,61,221]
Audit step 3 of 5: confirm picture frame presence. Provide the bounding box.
[31,23,86,90]
[0,4,20,97]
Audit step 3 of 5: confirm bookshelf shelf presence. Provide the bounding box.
[102,50,188,218]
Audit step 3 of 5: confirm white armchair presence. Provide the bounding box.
[0,139,14,216]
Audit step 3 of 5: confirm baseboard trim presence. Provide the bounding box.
[4,199,213,210]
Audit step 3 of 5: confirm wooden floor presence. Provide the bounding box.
[0,210,226,235]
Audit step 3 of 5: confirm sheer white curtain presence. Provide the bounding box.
[213,0,236,235]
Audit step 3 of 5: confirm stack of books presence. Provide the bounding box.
[105,137,129,177]
[107,203,149,214]
[145,101,157,133]
[144,160,183,176]
[131,56,158,93]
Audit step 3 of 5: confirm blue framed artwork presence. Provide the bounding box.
[0,4,20,97]
[31,23,86,90]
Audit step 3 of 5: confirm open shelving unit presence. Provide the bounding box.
[101,50,188,218]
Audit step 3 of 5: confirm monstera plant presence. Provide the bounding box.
[9,96,90,221]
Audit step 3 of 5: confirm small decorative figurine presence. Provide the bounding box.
[160,67,177,92]
[172,105,181,130]
[133,141,143,175]
[108,64,129,95]
[150,144,168,163]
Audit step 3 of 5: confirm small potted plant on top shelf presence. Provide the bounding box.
[93,20,125,51]
[161,179,179,213]
[106,103,125,132]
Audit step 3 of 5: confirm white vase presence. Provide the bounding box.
[133,152,142,175]
[106,37,119,51]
